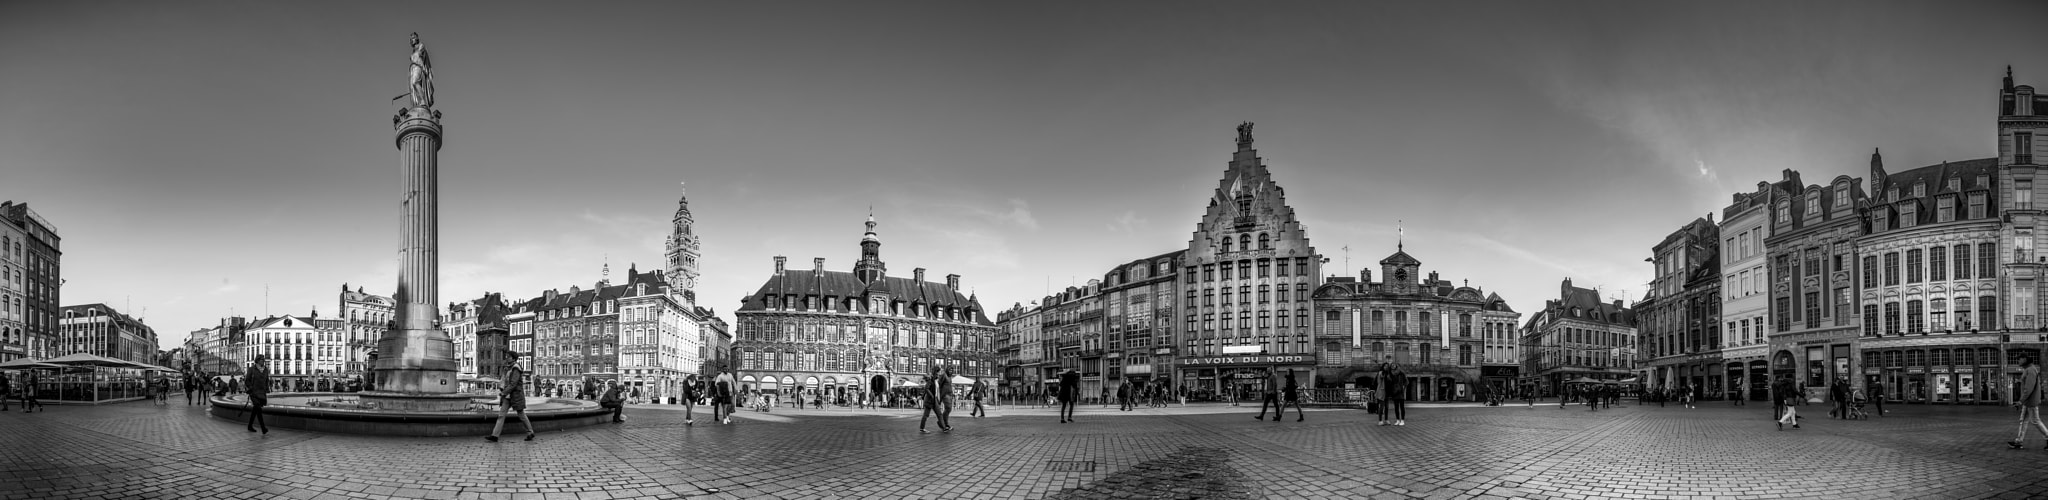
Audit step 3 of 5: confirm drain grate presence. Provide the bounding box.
[1045,460,1096,472]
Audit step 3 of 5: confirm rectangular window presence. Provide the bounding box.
[2025,180,2037,211]
[1872,212,1888,232]
[1862,304,1879,337]
[1930,298,1948,331]
[1970,192,1987,220]
[1883,252,1900,286]
[1203,265,1214,282]
[1884,302,1900,335]
[1907,300,1924,333]
[1899,202,1917,228]
[1981,243,1998,279]
[1956,297,1974,330]
[1906,249,1922,283]
[1258,260,1270,278]
[1774,297,1791,333]
[1805,291,1821,329]
[1930,246,1947,281]
[1862,255,1879,289]
[1956,244,1973,280]
[2020,132,2035,165]
[1938,197,1954,223]
[1219,264,1231,281]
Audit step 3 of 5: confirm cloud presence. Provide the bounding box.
[963,198,1039,231]
[1106,210,1147,233]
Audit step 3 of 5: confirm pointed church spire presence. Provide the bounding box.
[1397,219,1404,252]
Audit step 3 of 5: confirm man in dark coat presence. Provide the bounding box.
[486,352,535,442]
[1829,376,1851,419]
[1058,368,1080,423]
[1868,379,1886,416]
[246,355,271,434]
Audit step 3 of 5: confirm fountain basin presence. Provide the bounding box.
[208,393,611,436]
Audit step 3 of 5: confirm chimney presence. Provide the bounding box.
[1361,268,1372,282]
[814,257,825,273]
[947,273,962,290]
[774,256,787,276]
[914,268,927,282]
[1614,300,1624,309]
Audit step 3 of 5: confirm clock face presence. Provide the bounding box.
[1395,269,1408,282]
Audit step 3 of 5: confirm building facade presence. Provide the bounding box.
[55,303,157,365]
[338,285,394,378]
[3,201,59,360]
[994,302,1040,396]
[1641,216,1724,396]
[1099,252,1183,397]
[1762,168,1867,401]
[0,206,24,363]
[529,280,627,393]
[1175,123,1324,398]
[238,313,346,387]
[1857,154,2002,404]
[1720,186,1774,400]
[1312,246,1520,401]
[1521,279,1637,395]
[616,265,706,402]
[733,216,996,399]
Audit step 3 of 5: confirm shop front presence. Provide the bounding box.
[1176,353,1317,401]
[1861,337,2030,405]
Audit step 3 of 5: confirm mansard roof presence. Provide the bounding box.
[738,269,992,325]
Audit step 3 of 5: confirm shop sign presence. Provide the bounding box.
[1154,347,1173,355]
[1863,367,1880,375]
[0,345,19,354]
[1907,367,1924,374]
[1932,366,1951,373]
[1179,354,1317,366]
[1481,366,1518,377]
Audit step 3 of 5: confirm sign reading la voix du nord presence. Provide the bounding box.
[1179,354,1317,366]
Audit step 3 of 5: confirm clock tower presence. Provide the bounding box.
[665,184,701,299]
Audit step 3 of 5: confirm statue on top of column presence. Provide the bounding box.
[407,33,435,108]
[1236,121,1254,147]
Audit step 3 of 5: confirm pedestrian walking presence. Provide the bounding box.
[1118,381,1132,411]
[681,375,701,425]
[184,375,197,406]
[713,366,736,424]
[1829,376,1851,419]
[919,366,942,434]
[1379,359,1399,425]
[969,377,987,418]
[1869,379,1887,416]
[601,380,626,423]
[1282,371,1304,422]
[19,370,40,413]
[485,352,535,443]
[1255,368,1282,421]
[938,367,957,431]
[1058,368,1079,423]
[0,370,11,412]
[1774,375,1800,430]
[246,355,271,433]
[1100,387,1110,408]
[2010,354,2048,449]
[1387,360,1408,426]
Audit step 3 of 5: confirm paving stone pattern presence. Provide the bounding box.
[0,399,2045,499]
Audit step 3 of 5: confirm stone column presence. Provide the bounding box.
[362,106,467,411]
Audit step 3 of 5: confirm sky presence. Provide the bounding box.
[3,2,2046,352]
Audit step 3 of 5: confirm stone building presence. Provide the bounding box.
[1762,167,1866,400]
[338,285,394,378]
[55,303,157,365]
[1521,279,1637,395]
[1175,123,1324,397]
[1101,252,1183,397]
[2,201,59,360]
[1719,186,1774,400]
[1312,245,1519,401]
[1856,153,2001,404]
[994,302,1041,396]
[733,216,996,400]
[1640,215,1724,395]
[236,313,345,387]
[0,205,25,363]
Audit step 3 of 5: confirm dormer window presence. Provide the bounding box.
[1806,194,1820,215]
[1836,185,1849,206]
[1938,196,1955,223]
[1950,178,1961,191]
[1871,211,1888,232]
[1914,183,1925,198]
[1898,202,1917,229]
[1776,202,1790,223]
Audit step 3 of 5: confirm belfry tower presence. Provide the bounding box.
[665,183,701,301]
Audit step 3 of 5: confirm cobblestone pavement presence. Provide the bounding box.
[1,398,2045,499]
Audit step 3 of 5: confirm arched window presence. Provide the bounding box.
[1258,233,1271,250]
[1221,238,1233,253]
[1239,235,1251,252]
